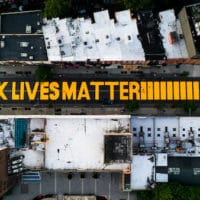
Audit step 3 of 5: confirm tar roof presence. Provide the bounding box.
[168,156,200,185]
[0,35,47,61]
[1,10,42,34]
[137,10,165,60]
[104,134,132,163]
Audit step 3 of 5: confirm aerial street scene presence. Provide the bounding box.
[1,0,200,200]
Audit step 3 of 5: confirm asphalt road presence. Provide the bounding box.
[0,75,199,105]
[3,172,137,200]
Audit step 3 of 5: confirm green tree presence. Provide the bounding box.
[154,183,173,200]
[123,0,154,12]
[137,190,153,200]
[43,0,71,19]
[168,183,188,200]
[137,183,191,200]
[125,100,139,112]
[35,65,53,82]
[180,71,189,77]
[154,102,165,111]
[183,101,198,114]
[188,186,200,200]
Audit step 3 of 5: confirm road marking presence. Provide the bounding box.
[69,180,71,194]
[127,191,130,200]
[54,171,57,194]
[39,182,42,194]
[94,179,97,195]
[81,179,84,194]
[108,182,111,200]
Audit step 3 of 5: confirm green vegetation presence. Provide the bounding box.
[183,101,198,114]
[35,65,53,81]
[180,71,189,77]
[137,183,200,200]
[125,101,139,112]
[123,0,185,12]
[43,0,71,19]
[123,0,154,12]
[154,102,165,111]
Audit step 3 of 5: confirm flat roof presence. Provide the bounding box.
[14,149,44,169]
[0,119,15,148]
[1,10,42,34]
[0,35,47,61]
[131,116,200,156]
[131,155,155,190]
[156,153,168,167]
[44,117,130,170]
[185,3,200,54]
[137,10,165,60]
[42,9,145,62]
[104,134,132,163]
[0,146,7,151]
[159,9,189,59]
[169,156,200,185]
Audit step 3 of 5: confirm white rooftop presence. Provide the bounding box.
[131,116,200,156]
[44,116,131,170]
[0,146,7,151]
[159,9,189,59]
[0,119,14,148]
[14,149,44,169]
[42,10,145,62]
[156,173,168,183]
[156,153,168,167]
[131,155,155,190]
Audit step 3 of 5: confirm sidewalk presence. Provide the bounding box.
[0,105,198,116]
[0,63,200,77]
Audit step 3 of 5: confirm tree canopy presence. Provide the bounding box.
[137,183,200,200]
[183,101,198,114]
[35,65,53,82]
[123,0,154,12]
[43,0,71,19]
[125,101,139,112]
[123,0,184,12]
